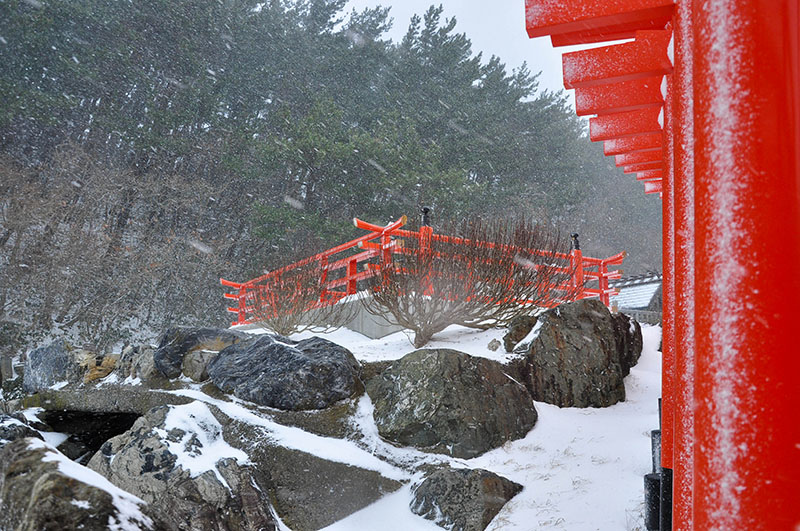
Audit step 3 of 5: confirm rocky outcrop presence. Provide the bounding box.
[514,299,642,408]
[410,467,523,531]
[23,339,94,392]
[0,437,161,531]
[367,349,537,458]
[88,400,401,531]
[153,327,248,381]
[88,403,277,531]
[207,334,362,410]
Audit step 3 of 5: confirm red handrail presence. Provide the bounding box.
[220,215,624,326]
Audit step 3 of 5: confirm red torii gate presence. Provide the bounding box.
[526,1,800,530]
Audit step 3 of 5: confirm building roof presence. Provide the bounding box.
[609,273,662,310]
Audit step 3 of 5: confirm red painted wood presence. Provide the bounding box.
[563,30,673,89]
[615,148,663,166]
[575,75,665,116]
[525,0,674,38]
[550,18,670,47]
[643,180,662,193]
[661,75,675,477]
[671,2,695,528]
[692,0,800,528]
[636,169,663,181]
[624,160,664,173]
[590,107,663,141]
[604,132,664,155]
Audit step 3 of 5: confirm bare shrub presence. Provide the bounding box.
[361,217,580,347]
[244,260,357,336]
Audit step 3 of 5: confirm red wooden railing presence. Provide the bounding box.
[220,216,625,327]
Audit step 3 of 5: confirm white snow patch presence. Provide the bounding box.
[49,380,69,390]
[152,402,250,490]
[30,439,153,530]
[71,499,91,509]
[322,483,442,531]
[168,390,410,482]
[40,431,70,447]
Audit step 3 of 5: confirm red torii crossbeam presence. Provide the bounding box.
[526,0,800,530]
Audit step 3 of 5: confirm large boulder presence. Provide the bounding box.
[88,403,277,531]
[0,437,162,531]
[153,327,248,381]
[515,299,641,408]
[207,335,362,410]
[411,467,523,531]
[23,339,95,392]
[366,349,537,459]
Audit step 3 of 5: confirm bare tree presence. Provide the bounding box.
[361,217,581,347]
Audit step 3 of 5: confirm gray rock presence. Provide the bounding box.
[366,349,537,458]
[207,335,362,410]
[23,339,87,393]
[410,467,523,531]
[0,437,163,531]
[153,327,248,379]
[503,315,538,352]
[182,349,217,382]
[612,312,643,377]
[515,299,637,408]
[88,404,277,531]
[0,414,42,448]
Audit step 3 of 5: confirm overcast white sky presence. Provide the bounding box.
[345,0,570,97]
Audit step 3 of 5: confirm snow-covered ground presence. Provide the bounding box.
[287,323,663,531]
[17,322,661,531]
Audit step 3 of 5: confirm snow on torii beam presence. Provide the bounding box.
[525,0,674,47]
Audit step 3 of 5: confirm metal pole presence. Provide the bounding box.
[692,0,800,527]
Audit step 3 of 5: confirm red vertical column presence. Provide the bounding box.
[693,0,800,528]
[660,72,676,530]
[671,1,696,529]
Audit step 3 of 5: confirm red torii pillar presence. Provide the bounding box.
[525,0,800,529]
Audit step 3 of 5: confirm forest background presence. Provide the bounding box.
[0,0,662,349]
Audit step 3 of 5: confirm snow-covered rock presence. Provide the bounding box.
[511,299,642,408]
[0,437,159,530]
[87,402,276,530]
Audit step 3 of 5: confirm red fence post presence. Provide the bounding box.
[419,225,434,296]
[319,256,329,303]
[346,258,357,295]
[238,285,248,325]
[598,262,610,305]
[570,249,585,297]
